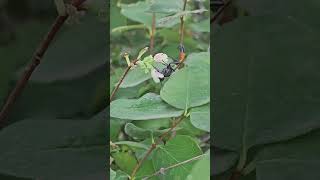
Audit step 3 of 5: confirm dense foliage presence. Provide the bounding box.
[213,0,320,180]
[110,0,210,179]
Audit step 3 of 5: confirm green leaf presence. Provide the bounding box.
[120,66,151,88]
[112,149,157,179]
[120,1,180,28]
[256,160,320,180]
[157,9,207,27]
[158,29,199,50]
[0,21,51,108]
[0,117,106,179]
[110,168,116,180]
[148,0,185,14]
[24,15,106,82]
[10,68,106,121]
[160,52,210,109]
[236,0,320,30]
[134,118,170,131]
[110,93,184,120]
[190,103,210,132]
[254,130,320,167]
[213,16,320,154]
[124,122,176,140]
[111,0,127,30]
[112,150,137,175]
[187,151,210,180]
[114,141,149,150]
[111,68,143,99]
[120,1,153,27]
[110,118,126,141]
[191,18,210,33]
[213,149,238,175]
[113,170,130,180]
[176,117,205,137]
[152,135,202,179]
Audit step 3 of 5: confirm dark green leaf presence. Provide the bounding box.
[0,117,106,179]
[110,93,184,120]
[213,16,320,153]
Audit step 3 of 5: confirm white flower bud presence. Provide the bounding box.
[153,53,168,64]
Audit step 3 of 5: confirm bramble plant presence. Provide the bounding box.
[110,0,210,179]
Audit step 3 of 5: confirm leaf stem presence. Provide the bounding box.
[149,13,156,55]
[130,115,186,179]
[142,154,206,180]
[179,0,188,46]
[0,0,87,129]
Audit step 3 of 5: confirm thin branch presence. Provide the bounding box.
[142,154,206,180]
[130,115,186,179]
[109,59,139,102]
[149,13,156,55]
[179,0,188,46]
[210,0,232,24]
[0,0,87,129]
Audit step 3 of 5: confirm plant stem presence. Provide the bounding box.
[109,59,139,102]
[0,0,87,129]
[179,0,188,46]
[211,0,232,24]
[130,115,185,179]
[142,154,206,180]
[149,13,156,55]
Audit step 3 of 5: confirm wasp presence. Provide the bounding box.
[152,44,186,82]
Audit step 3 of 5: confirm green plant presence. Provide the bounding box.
[110,0,210,179]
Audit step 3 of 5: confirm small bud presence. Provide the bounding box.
[123,52,131,67]
[159,168,165,175]
[153,53,168,64]
[137,47,149,60]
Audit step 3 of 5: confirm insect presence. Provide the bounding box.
[178,44,186,63]
[151,45,186,82]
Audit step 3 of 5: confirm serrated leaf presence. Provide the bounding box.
[110,93,184,120]
[190,103,210,132]
[160,52,210,109]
